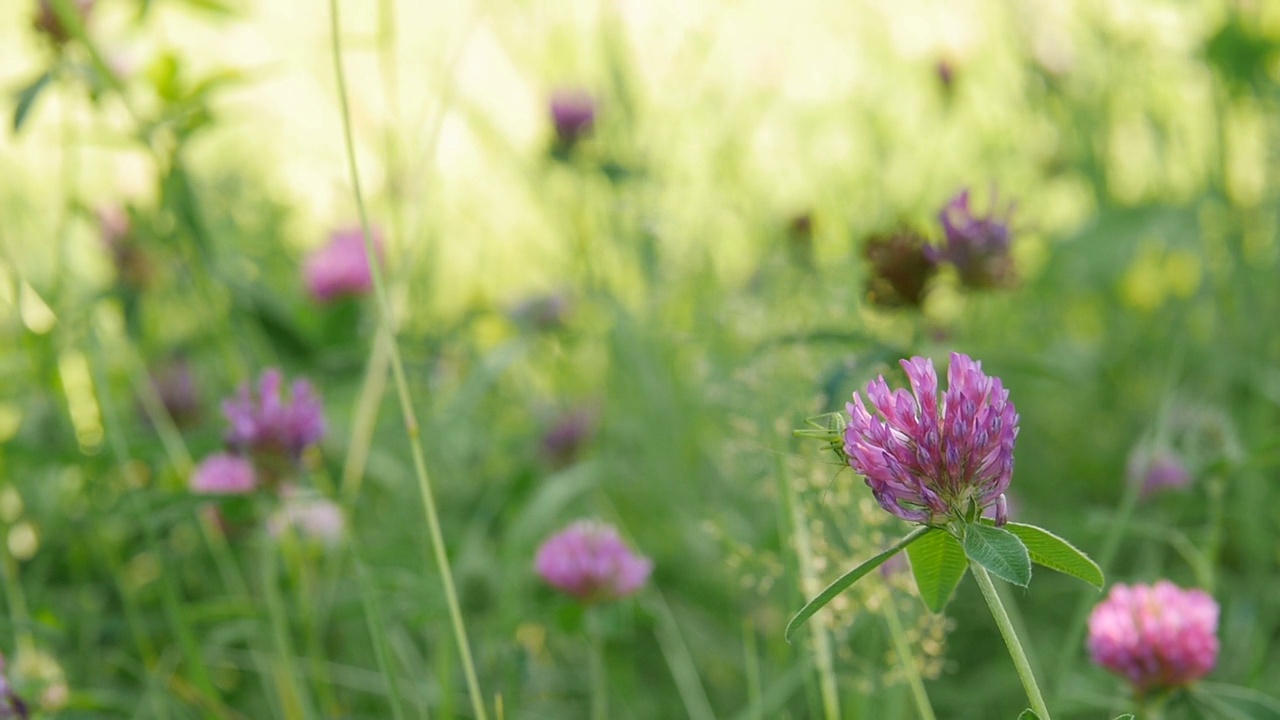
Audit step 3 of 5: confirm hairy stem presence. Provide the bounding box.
[971,563,1052,720]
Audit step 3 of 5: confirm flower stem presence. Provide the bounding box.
[970,563,1052,720]
[326,2,488,719]
[881,593,938,720]
[587,609,608,720]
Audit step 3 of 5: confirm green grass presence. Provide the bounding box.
[1,0,1279,717]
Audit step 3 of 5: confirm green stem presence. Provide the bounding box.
[970,563,1052,719]
[325,3,487,718]
[881,593,937,720]
[587,610,608,720]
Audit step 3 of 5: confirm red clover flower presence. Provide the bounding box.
[190,453,257,495]
[549,89,597,146]
[303,227,382,303]
[930,190,1017,290]
[844,352,1018,526]
[535,520,652,603]
[1087,581,1219,694]
[222,369,325,462]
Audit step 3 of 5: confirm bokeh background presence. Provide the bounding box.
[2,0,1280,717]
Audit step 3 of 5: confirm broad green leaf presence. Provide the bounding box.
[1004,522,1103,589]
[1017,711,1041,720]
[785,526,930,642]
[13,70,53,133]
[963,522,1031,587]
[905,528,967,612]
[1111,715,1135,720]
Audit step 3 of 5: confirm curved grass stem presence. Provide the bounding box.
[325,2,487,718]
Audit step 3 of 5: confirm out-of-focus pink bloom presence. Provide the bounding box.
[535,520,652,603]
[222,369,325,461]
[303,227,383,303]
[549,89,596,145]
[191,453,257,495]
[844,353,1019,526]
[1087,580,1219,694]
[268,491,345,545]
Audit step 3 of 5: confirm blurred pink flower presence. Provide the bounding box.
[269,490,345,545]
[535,520,652,603]
[303,227,382,303]
[191,453,257,495]
[1087,580,1219,694]
[549,89,597,145]
[1127,447,1192,498]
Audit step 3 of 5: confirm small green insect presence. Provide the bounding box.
[794,412,848,466]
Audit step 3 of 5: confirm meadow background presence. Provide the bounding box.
[1,0,1280,717]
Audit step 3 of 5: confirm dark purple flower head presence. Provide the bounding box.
[34,0,94,45]
[844,353,1018,526]
[863,228,939,308]
[540,407,596,468]
[535,520,652,603]
[222,369,325,461]
[549,89,596,146]
[1088,581,1219,694]
[930,190,1017,290]
[304,227,383,303]
[936,59,956,91]
[509,291,573,332]
[0,654,28,720]
[148,358,201,427]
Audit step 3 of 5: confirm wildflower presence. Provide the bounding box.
[0,654,28,719]
[862,228,938,308]
[844,353,1018,526]
[303,227,382,303]
[509,291,573,332]
[1087,581,1219,694]
[1127,447,1191,498]
[268,489,345,545]
[34,0,93,45]
[147,358,201,428]
[549,89,596,146]
[540,407,595,468]
[190,453,257,495]
[930,190,1017,290]
[936,58,956,92]
[223,369,325,461]
[535,520,652,602]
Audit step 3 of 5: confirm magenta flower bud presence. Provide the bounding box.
[535,520,652,603]
[929,190,1017,290]
[222,369,326,461]
[862,228,939,308]
[549,89,596,146]
[191,453,257,495]
[1088,581,1219,694]
[303,227,382,303]
[844,353,1019,526]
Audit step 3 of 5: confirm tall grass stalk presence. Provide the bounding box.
[880,593,937,720]
[326,1,488,718]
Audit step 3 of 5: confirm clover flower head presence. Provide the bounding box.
[863,228,939,309]
[35,0,94,44]
[1087,581,1219,694]
[148,358,201,427]
[222,369,325,460]
[549,89,596,145]
[535,520,652,602]
[303,227,382,303]
[540,407,596,468]
[930,190,1017,290]
[190,453,257,495]
[844,353,1018,526]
